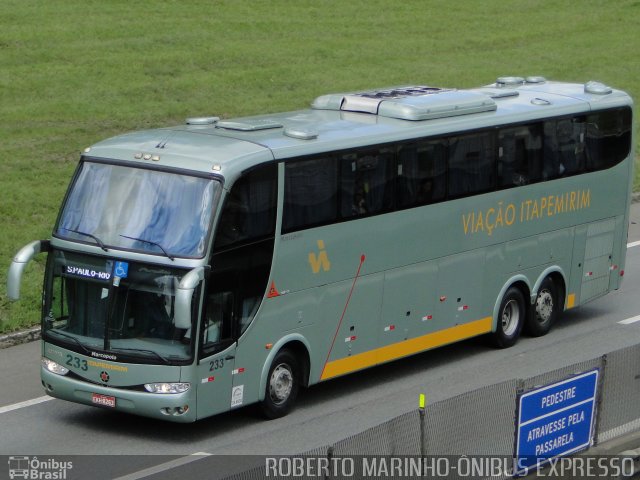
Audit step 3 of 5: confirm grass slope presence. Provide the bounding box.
[1,0,639,332]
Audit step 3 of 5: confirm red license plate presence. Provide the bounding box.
[92,393,116,408]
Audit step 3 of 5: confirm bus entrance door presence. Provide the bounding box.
[196,291,237,418]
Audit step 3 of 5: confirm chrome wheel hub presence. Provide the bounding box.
[536,289,554,323]
[501,299,519,336]
[269,363,293,405]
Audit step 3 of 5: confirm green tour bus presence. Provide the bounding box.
[7,77,633,422]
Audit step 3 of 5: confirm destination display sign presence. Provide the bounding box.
[515,369,599,475]
[64,260,113,282]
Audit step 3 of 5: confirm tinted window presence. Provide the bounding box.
[340,148,394,218]
[586,108,632,170]
[397,140,446,208]
[498,124,543,187]
[543,117,586,179]
[214,164,277,249]
[283,157,338,232]
[448,131,496,197]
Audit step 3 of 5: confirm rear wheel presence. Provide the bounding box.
[527,277,559,337]
[492,287,525,348]
[260,349,299,419]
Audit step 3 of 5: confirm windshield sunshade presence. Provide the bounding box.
[56,162,219,258]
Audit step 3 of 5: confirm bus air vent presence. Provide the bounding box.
[216,119,283,131]
[313,86,496,121]
[283,127,318,140]
[496,76,525,87]
[525,76,546,84]
[475,88,519,99]
[584,81,612,95]
[186,116,219,125]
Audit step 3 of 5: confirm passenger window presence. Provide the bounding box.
[214,165,277,250]
[543,117,586,179]
[448,132,496,197]
[340,148,394,218]
[586,108,632,170]
[498,125,543,187]
[283,157,338,232]
[397,140,446,208]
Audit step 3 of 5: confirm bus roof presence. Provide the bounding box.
[84,78,632,181]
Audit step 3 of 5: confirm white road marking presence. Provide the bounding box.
[627,240,640,248]
[0,395,54,414]
[618,315,640,325]
[112,452,212,480]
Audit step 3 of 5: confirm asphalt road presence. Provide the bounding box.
[2,204,640,478]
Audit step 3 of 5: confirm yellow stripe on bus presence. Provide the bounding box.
[566,293,576,309]
[320,316,493,380]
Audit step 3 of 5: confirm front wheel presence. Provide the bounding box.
[260,349,299,419]
[526,277,559,337]
[492,287,525,348]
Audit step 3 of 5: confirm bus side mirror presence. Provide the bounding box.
[175,267,205,329]
[7,240,50,301]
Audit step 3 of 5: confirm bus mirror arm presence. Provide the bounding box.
[7,240,51,301]
[175,267,205,329]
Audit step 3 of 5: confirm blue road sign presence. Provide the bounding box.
[515,369,599,475]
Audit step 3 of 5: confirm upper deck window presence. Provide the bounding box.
[56,162,219,258]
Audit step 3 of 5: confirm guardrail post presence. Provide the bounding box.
[594,353,608,446]
[419,393,426,459]
[325,446,333,480]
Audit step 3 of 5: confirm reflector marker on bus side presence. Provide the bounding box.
[384,325,395,332]
[344,336,357,342]
[422,315,433,321]
[457,305,469,311]
[585,272,593,277]
[201,376,215,384]
[232,368,245,375]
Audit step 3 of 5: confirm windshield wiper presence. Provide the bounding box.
[119,234,174,261]
[46,329,91,355]
[109,347,171,365]
[63,228,108,252]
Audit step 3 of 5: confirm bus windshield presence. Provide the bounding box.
[56,161,219,258]
[43,250,198,365]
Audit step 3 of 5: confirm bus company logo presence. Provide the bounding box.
[100,371,110,382]
[308,240,331,273]
[8,456,72,479]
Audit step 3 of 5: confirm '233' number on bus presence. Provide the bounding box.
[66,354,88,371]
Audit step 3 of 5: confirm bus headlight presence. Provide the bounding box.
[42,357,69,376]
[144,383,190,394]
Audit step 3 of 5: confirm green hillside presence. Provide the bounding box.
[1,0,639,332]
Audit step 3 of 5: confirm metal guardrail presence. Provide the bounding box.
[224,343,640,479]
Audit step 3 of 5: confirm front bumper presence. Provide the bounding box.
[41,367,197,423]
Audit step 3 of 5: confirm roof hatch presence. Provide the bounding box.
[312,86,496,121]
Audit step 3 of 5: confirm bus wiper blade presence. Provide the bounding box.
[64,228,109,252]
[46,329,91,355]
[119,234,175,261]
[109,347,170,365]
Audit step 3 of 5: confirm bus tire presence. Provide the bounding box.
[527,277,558,337]
[260,349,299,419]
[492,287,525,348]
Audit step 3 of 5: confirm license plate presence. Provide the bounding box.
[92,393,116,408]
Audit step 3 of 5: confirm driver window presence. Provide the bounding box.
[201,291,234,350]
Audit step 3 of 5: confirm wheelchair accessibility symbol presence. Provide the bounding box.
[114,261,129,279]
